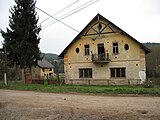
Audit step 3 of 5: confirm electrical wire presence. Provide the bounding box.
[42,0,100,30]
[38,0,79,25]
[36,6,79,32]
[41,0,95,28]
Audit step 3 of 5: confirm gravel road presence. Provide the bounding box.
[0,89,160,120]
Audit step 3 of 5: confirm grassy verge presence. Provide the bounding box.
[0,83,160,96]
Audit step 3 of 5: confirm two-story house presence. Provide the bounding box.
[59,14,151,85]
[32,59,54,80]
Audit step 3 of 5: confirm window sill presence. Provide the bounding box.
[112,53,119,55]
[110,77,126,79]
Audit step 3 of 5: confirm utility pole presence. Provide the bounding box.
[54,60,60,85]
[4,45,7,85]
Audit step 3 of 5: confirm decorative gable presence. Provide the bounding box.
[59,13,151,57]
[83,14,121,37]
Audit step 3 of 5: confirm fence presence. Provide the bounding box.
[68,79,142,86]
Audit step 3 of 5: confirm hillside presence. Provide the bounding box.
[42,53,64,73]
[41,53,58,62]
[144,43,160,78]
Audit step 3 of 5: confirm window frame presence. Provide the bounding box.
[110,68,126,78]
[113,42,119,54]
[84,44,90,55]
[79,68,92,78]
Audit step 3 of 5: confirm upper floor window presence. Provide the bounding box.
[110,68,126,78]
[84,44,90,55]
[113,42,119,54]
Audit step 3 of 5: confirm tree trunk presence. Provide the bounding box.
[24,67,32,84]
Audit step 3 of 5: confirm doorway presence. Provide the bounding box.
[97,44,105,60]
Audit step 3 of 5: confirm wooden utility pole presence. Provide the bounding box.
[4,45,7,85]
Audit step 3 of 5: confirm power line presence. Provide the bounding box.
[38,0,79,25]
[41,0,95,28]
[36,6,79,32]
[43,0,93,28]
[42,0,100,30]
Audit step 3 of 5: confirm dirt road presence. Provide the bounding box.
[0,89,160,120]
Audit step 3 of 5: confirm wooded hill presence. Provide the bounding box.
[144,43,160,77]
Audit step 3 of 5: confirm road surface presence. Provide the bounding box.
[0,89,160,120]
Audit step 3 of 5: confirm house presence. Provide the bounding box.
[32,59,54,80]
[59,13,151,85]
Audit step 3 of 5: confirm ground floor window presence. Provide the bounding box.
[110,68,126,78]
[79,68,92,78]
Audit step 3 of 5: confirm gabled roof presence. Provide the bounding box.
[59,13,151,57]
[37,59,53,68]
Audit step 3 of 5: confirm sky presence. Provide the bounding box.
[0,0,160,54]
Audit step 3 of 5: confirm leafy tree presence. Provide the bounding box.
[1,0,41,83]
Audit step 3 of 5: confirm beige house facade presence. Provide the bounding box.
[59,14,151,85]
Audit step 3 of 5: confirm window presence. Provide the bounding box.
[79,68,92,78]
[110,68,126,78]
[76,48,80,53]
[49,68,52,71]
[113,42,119,54]
[124,44,129,50]
[84,44,90,55]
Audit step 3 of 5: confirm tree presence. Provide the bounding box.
[1,0,41,83]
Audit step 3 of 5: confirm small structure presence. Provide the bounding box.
[32,59,54,80]
[59,13,151,85]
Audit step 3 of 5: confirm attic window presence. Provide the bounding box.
[113,42,119,54]
[84,44,90,55]
[124,44,129,50]
[76,48,80,53]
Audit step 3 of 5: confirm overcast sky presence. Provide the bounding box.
[0,0,160,54]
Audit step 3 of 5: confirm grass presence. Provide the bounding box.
[0,83,160,96]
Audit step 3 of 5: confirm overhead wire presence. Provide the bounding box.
[36,6,80,32]
[38,0,79,25]
[41,0,100,30]
[41,0,95,28]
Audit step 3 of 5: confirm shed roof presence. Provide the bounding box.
[59,13,151,57]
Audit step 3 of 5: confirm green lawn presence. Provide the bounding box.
[0,83,160,96]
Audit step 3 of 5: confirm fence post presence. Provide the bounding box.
[88,80,90,86]
[71,80,73,85]
[107,79,109,86]
[128,79,130,86]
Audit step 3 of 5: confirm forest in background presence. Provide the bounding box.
[144,43,160,78]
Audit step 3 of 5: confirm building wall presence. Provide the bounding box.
[32,66,54,79]
[64,33,146,85]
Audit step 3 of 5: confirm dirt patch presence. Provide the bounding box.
[0,89,160,120]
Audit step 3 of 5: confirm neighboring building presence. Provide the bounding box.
[59,14,151,85]
[32,59,54,80]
